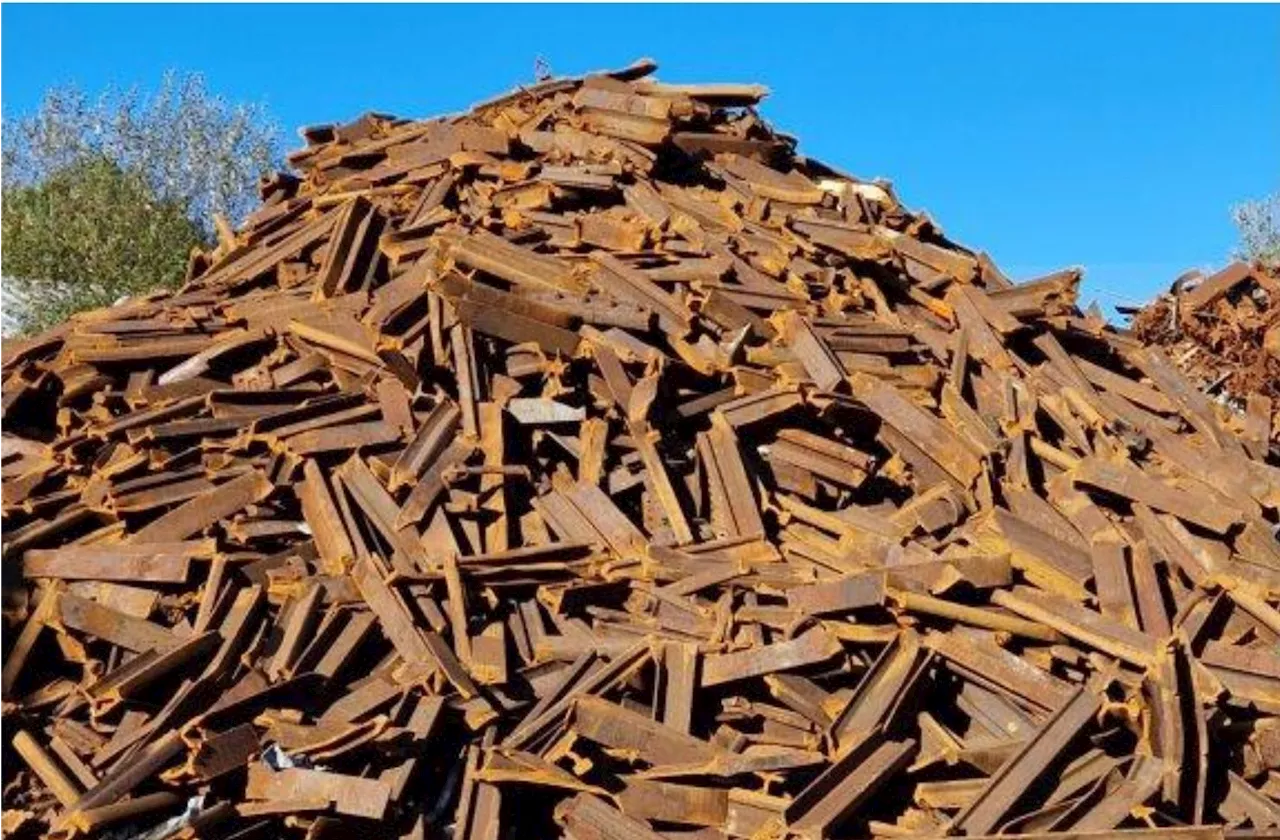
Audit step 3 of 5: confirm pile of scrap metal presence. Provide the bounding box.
[3,59,1279,840]
[1128,262,1279,442]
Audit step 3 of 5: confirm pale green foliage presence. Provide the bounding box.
[2,72,282,334]
[3,71,282,236]
[1232,192,1280,269]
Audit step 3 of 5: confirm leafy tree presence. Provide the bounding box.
[1232,192,1280,269]
[2,158,203,333]
[2,72,282,334]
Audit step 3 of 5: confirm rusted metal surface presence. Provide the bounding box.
[3,59,1280,840]
[1129,262,1279,430]
[784,731,918,838]
[952,687,1104,835]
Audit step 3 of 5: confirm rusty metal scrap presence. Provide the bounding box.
[1129,262,1279,442]
[4,59,1280,840]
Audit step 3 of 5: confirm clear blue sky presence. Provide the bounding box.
[4,4,1278,311]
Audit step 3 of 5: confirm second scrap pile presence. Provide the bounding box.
[1129,261,1279,440]
[4,60,1280,840]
